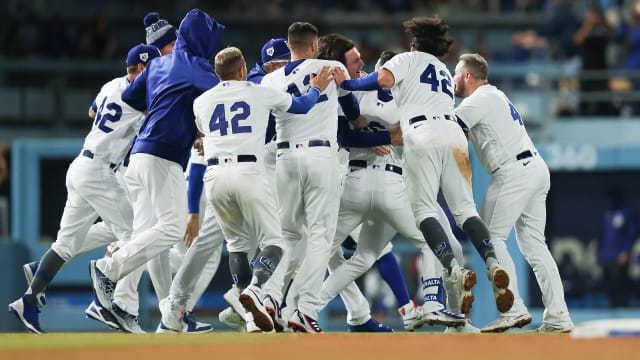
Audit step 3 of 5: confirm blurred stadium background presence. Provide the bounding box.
[1,0,640,333]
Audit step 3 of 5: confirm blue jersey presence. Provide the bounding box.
[247,63,267,84]
[122,9,225,169]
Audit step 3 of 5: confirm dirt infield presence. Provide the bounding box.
[0,333,638,360]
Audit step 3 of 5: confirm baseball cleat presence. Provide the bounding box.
[347,317,394,332]
[88,260,115,310]
[8,297,45,334]
[223,286,246,322]
[110,302,145,333]
[422,308,467,327]
[157,297,184,333]
[218,306,246,332]
[444,266,476,315]
[398,300,424,331]
[481,313,532,333]
[535,323,574,334]
[22,262,47,307]
[263,294,286,332]
[488,263,514,313]
[183,311,213,333]
[85,300,119,330]
[288,309,323,333]
[239,285,274,332]
[244,312,262,333]
[445,319,481,333]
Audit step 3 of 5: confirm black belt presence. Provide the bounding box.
[408,114,452,125]
[516,150,533,160]
[82,150,118,170]
[207,155,257,166]
[349,160,402,175]
[277,140,331,149]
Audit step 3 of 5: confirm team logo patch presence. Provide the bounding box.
[139,52,149,62]
[266,47,275,56]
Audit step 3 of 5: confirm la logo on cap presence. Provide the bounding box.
[266,47,275,56]
[139,53,149,62]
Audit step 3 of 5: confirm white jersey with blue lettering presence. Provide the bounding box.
[454,84,537,174]
[85,75,145,165]
[261,58,349,143]
[382,51,455,134]
[194,80,293,162]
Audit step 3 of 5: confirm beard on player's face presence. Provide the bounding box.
[454,77,465,98]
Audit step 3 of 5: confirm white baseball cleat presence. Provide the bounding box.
[110,302,145,333]
[536,323,574,333]
[156,297,184,333]
[444,265,477,315]
[488,263,514,313]
[88,260,115,311]
[218,306,246,332]
[422,308,467,327]
[85,300,119,330]
[481,313,532,333]
[239,285,274,332]
[263,294,286,332]
[445,319,481,333]
[287,309,323,333]
[398,300,424,331]
[223,286,246,322]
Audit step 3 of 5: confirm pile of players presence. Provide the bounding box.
[8,8,574,335]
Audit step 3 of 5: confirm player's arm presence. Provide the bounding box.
[286,66,332,114]
[121,68,149,111]
[185,159,205,248]
[333,68,396,91]
[337,116,391,148]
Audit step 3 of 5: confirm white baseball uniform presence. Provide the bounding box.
[261,59,346,320]
[194,80,288,268]
[454,84,572,328]
[50,75,141,263]
[383,51,479,228]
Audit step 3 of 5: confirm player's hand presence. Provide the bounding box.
[370,145,391,156]
[184,213,200,248]
[309,66,332,92]
[358,70,368,78]
[351,116,369,129]
[390,125,403,145]
[194,136,204,156]
[332,67,347,86]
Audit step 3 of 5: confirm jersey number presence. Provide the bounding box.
[94,97,122,133]
[419,63,453,99]
[509,103,523,125]
[287,74,328,102]
[209,101,252,136]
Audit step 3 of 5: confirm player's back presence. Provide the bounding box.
[456,84,536,173]
[262,58,345,143]
[194,80,291,162]
[84,75,145,165]
[383,51,455,132]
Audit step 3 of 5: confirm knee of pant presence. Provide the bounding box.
[352,251,377,269]
[156,220,186,239]
[50,243,73,262]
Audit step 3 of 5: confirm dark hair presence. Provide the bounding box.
[287,22,319,53]
[317,33,355,65]
[403,17,453,57]
[378,49,398,66]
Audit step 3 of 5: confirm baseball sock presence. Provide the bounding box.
[375,252,410,307]
[24,249,65,306]
[229,252,252,290]
[462,216,498,268]
[420,217,457,275]
[251,245,283,287]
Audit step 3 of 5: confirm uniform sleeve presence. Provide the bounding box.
[454,95,485,129]
[121,68,148,111]
[336,62,351,97]
[263,86,294,112]
[337,116,390,148]
[193,97,207,134]
[382,52,411,86]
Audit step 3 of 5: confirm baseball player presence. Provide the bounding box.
[8,44,160,333]
[335,16,514,316]
[452,53,574,333]
[144,12,177,55]
[186,46,331,333]
[314,37,466,330]
[260,22,361,333]
[88,9,225,328]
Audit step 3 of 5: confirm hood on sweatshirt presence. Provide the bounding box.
[174,8,225,60]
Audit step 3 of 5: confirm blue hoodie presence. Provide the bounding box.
[122,9,224,169]
[247,63,267,84]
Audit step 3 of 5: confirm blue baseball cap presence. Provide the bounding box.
[261,38,290,64]
[126,44,161,66]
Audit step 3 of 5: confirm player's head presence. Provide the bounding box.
[126,44,161,78]
[453,53,488,98]
[403,16,453,57]
[375,49,398,70]
[317,33,364,79]
[144,12,178,55]
[287,22,319,58]
[261,38,290,73]
[214,46,247,81]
